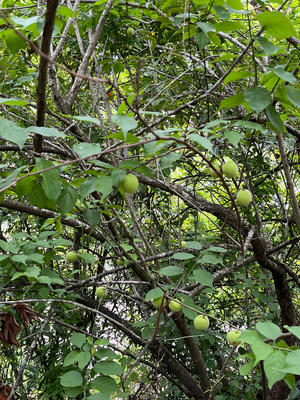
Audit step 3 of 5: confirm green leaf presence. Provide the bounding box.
[145,288,164,300]
[86,394,110,400]
[278,365,300,375]
[239,358,255,376]
[285,86,300,108]
[11,15,41,29]
[60,370,83,387]
[181,295,200,319]
[64,387,83,398]
[73,143,102,158]
[257,11,295,39]
[108,131,139,143]
[255,37,278,56]
[24,266,40,277]
[266,105,284,132]
[189,134,212,152]
[63,351,80,367]
[79,251,95,264]
[272,67,297,85]
[193,269,214,288]
[70,333,86,348]
[72,115,101,125]
[284,326,300,340]
[37,269,64,285]
[11,254,28,264]
[214,5,230,19]
[215,21,242,33]
[238,330,264,344]
[26,126,65,137]
[57,184,78,212]
[120,243,133,252]
[224,130,242,147]
[224,70,251,85]
[29,183,55,209]
[219,93,244,110]
[194,31,210,50]
[243,88,270,113]
[0,119,28,149]
[197,22,215,34]
[144,138,169,156]
[95,348,118,360]
[0,166,26,190]
[264,351,286,389]
[284,373,296,390]
[0,239,19,253]
[119,160,140,169]
[286,349,300,365]
[256,321,282,340]
[96,176,114,200]
[171,252,194,260]
[36,158,62,203]
[112,114,137,141]
[27,253,44,263]
[76,351,91,370]
[159,266,182,276]
[160,152,181,170]
[226,3,249,14]
[198,251,223,265]
[0,97,29,106]
[207,246,227,253]
[83,209,101,228]
[79,177,99,198]
[232,120,263,130]
[251,342,274,366]
[2,29,26,53]
[57,5,74,18]
[185,241,202,250]
[93,361,124,375]
[89,376,118,394]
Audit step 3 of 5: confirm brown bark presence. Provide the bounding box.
[34,0,60,154]
[173,312,210,393]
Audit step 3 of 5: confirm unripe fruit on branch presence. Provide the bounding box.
[152,296,167,309]
[236,189,252,206]
[194,315,209,331]
[66,251,78,263]
[209,163,221,178]
[96,286,108,300]
[120,174,139,193]
[127,27,134,35]
[227,329,242,346]
[169,300,182,312]
[90,347,96,356]
[222,160,239,178]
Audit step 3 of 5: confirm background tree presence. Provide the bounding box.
[0,0,299,399]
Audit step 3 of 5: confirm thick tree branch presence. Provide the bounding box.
[34,0,60,154]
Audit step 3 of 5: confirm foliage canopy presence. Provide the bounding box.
[0,0,299,399]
